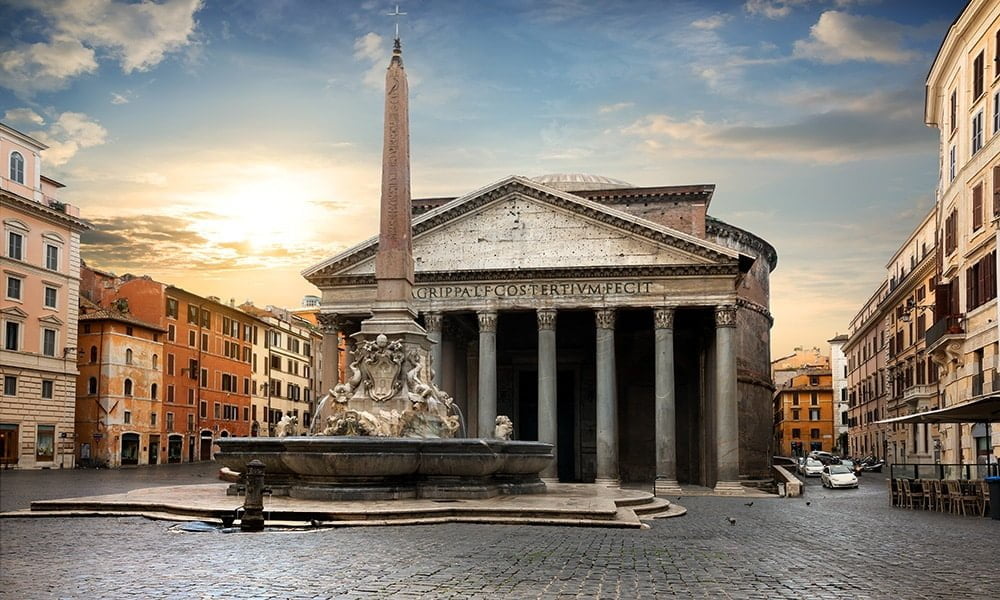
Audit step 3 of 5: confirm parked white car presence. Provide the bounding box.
[799,457,824,477]
[821,464,859,488]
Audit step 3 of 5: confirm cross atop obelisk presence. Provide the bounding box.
[360,3,423,337]
[387,5,406,43]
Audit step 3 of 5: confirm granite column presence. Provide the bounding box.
[537,309,557,480]
[477,311,498,438]
[595,308,619,487]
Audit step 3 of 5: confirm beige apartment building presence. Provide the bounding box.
[241,303,320,434]
[1,123,90,468]
[845,282,888,460]
[924,0,1000,466]
[882,209,939,465]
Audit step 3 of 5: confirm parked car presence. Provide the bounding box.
[821,464,859,488]
[809,450,839,464]
[840,458,863,476]
[799,457,824,477]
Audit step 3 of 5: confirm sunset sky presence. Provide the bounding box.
[0,0,967,356]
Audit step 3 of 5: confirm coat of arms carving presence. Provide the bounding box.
[360,334,404,402]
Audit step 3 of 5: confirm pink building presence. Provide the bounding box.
[1,123,90,468]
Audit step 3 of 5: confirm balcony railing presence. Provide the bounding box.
[925,316,964,348]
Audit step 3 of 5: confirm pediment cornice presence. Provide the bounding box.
[304,176,741,282]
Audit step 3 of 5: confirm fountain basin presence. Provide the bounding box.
[216,437,553,500]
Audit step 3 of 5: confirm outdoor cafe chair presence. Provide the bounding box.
[981,480,991,517]
[920,479,935,510]
[890,478,900,507]
[934,479,951,513]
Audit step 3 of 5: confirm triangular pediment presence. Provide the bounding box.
[1,306,29,319]
[39,314,64,326]
[304,176,741,281]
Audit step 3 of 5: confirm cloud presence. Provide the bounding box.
[28,112,108,166]
[622,89,933,164]
[793,11,917,64]
[353,32,387,90]
[598,102,633,114]
[0,0,203,96]
[110,91,130,104]
[691,14,731,30]
[743,0,808,19]
[0,36,98,94]
[3,108,45,127]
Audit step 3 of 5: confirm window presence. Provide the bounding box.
[972,111,984,155]
[41,380,53,399]
[994,91,1000,135]
[200,332,208,351]
[152,354,158,369]
[187,388,194,404]
[42,328,56,356]
[125,326,133,337]
[950,89,957,133]
[995,165,1000,217]
[166,298,178,319]
[792,428,801,439]
[88,377,97,394]
[973,51,984,100]
[125,348,133,364]
[809,408,821,420]
[167,353,175,375]
[188,330,196,347]
[168,324,175,342]
[188,414,195,432]
[124,379,133,396]
[200,368,207,387]
[43,286,57,309]
[166,412,174,431]
[810,392,818,405]
[90,346,97,363]
[791,392,799,406]
[44,244,59,271]
[35,425,54,461]
[966,250,997,311]
[124,410,131,424]
[200,401,207,418]
[151,383,158,400]
[3,375,16,396]
[200,309,210,328]
[7,230,23,260]
[187,304,199,324]
[973,183,983,230]
[151,412,157,426]
[810,428,820,440]
[791,409,800,420]
[949,145,956,181]
[270,355,282,370]
[214,402,221,419]
[945,210,957,255]
[9,151,24,183]
[5,276,22,300]
[167,385,174,403]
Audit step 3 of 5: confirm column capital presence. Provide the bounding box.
[316,312,341,334]
[714,305,737,328]
[537,308,557,330]
[477,310,497,333]
[594,308,616,330]
[653,307,674,330]
[424,312,443,334]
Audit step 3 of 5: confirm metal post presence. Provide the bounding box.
[241,459,266,532]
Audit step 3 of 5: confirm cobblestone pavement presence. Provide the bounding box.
[2,465,998,599]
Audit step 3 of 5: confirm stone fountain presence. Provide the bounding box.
[216,35,553,501]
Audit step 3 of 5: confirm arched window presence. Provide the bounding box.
[125,348,133,364]
[90,346,97,363]
[88,377,97,394]
[151,383,158,400]
[9,152,24,184]
[152,354,158,369]
[124,378,133,396]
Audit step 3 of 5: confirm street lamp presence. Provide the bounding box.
[900,299,932,323]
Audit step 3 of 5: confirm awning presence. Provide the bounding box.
[877,395,1000,425]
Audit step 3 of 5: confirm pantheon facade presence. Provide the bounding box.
[304,174,776,488]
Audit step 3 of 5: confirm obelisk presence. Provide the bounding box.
[358,35,425,339]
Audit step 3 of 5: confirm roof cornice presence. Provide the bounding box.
[1,189,91,231]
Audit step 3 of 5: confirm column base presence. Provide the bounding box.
[594,477,620,488]
[654,478,683,496]
[712,481,745,495]
[540,477,560,485]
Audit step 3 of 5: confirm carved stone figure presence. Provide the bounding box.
[275,414,298,437]
[494,415,513,440]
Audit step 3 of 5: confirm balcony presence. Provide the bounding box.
[925,316,964,350]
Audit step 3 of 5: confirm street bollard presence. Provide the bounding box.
[241,459,266,532]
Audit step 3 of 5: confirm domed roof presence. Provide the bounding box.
[530,173,633,192]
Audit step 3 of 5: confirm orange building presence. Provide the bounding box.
[79,266,262,461]
[773,371,835,456]
[75,299,165,466]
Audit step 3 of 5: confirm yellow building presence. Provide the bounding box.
[1,123,91,468]
[924,0,1000,467]
[773,371,835,457]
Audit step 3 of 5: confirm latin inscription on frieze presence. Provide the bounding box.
[413,281,655,300]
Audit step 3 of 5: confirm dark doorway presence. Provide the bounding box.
[199,432,212,461]
[188,436,195,463]
[616,309,655,483]
[168,435,182,463]
[556,369,577,482]
[0,424,18,465]
[148,435,159,465]
[517,369,538,441]
[121,433,139,465]
[674,308,709,486]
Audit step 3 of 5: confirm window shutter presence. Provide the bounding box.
[967,267,976,311]
[973,184,983,230]
[934,283,950,320]
[994,166,1000,216]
